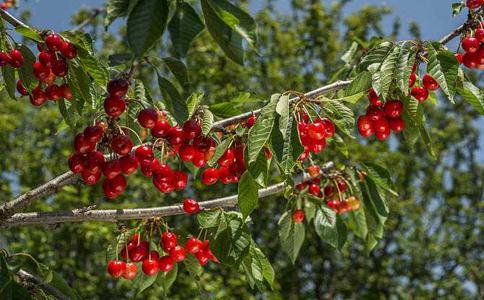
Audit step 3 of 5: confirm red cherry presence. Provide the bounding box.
[383,100,403,118]
[104,96,126,117]
[320,118,335,138]
[476,28,484,43]
[135,146,154,162]
[0,51,8,66]
[219,166,233,184]
[121,242,135,260]
[85,151,105,173]
[246,115,256,129]
[169,245,186,262]
[217,148,235,166]
[309,138,326,153]
[158,256,174,272]
[463,52,478,68]
[149,251,160,261]
[111,135,133,155]
[82,169,101,185]
[129,246,148,262]
[307,165,321,178]
[183,198,200,214]
[410,87,429,103]
[292,210,305,223]
[307,122,325,140]
[138,108,158,129]
[33,61,50,80]
[186,238,202,254]
[38,51,54,68]
[166,126,186,145]
[193,136,215,153]
[196,251,210,266]
[368,88,382,107]
[45,84,63,101]
[467,0,483,9]
[107,260,126,278]
[324,186,335,197]
[173,171,188,190]
[389,117,405,132]
[151,162,173,179]
[337,180,347,193]
[45,34,64,52]
[120,155,140,175]
[357,115,373,131]
[52,59,69,77]
[375,126,391,140]
[129,234,140,244]
[409,72,416,87]
[107,78,129,98]
[151,120,171,138]
[308,184,321,197]
[161,232,177,251]
[69,153,86,173]
[358,126,374,138]
[8,50,23,68]
[179,143,196,161]
[142,259,160,276]
[84,126,103,143]
[153,178,174,193]
[59,42,77,59]
[140,159,154,177]
[102,160,122,179]
[191,151,206,168]
[61,84,72,100]
[373,117,389,133]
[327,199,340,212]
[74,133,96,154]
[105,174,127,194]
[202,168,219,185]
[455,53,464,64]
[366,106,385,121]
[463,37,480,53]
[15,80,28,96]
[183,119,201,140]
[422,75,439,91]
[122,262,138,280]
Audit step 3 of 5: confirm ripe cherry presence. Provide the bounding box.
[193,136,215,153]
[45,34,63,52]
[138,108,158,129]
[33,61,50,80]
[463,52,477,68]
[142,259,160,276]
[246,115,256,129]
[166,126,186,145]
[107,260,126,278]
[0,51,8,66]
[61,84,72,100]
[383,100,403,118]
[337,180,347,193]
[467,0,483,9]
[366,106,384,121]
[153,178,174,193]
[169,245,186,262]
[219,166,233,184]
[422,75,439,91]
[129,246,148,262]
[292,210,305,223]
[38,51,54,68]
[151,120,171,138]
[373,117,389,133]
[310,138,326,153]
[179,143,196,161]
[202,168,219,185]
[16,81,29,96]
[151,162,173,179]
[320,118,335,138]
[307,165,321,178]
[108,174,127,194]
[45,84,63,101]
[121,242,135,260]
[141,160,154,177]
[82,169,101,185]
[173,171,188,190]
[410,87,429,103]
[84,126,103,143]
[59,42,77,59]
[183,119,201,139]
[104,96,126,117]
[158,256,174,272]
[375,126,391,140]
[68,153,86,173]
[74,133,96,154]
[217,148,235,166]
[161,232,177,251]
[308,184,321,197]
[409,72,416,87]
[324,186,335,197]
[358,126,374,138]
[389,117,405,132]
[135,145,154,162]
[327,199,340,212]
[120,155,140,175]
[8,50,23,68]
[183,198,200,214]
[102,160,122,179]
[192,151,207,168]
[368,89,382,107]
[123,262,138,280]
[348,196,361,210]
[463,37,480,53]
[186,238,202,254]
[111,135,133,155]
[307,122,325,140]
[357,115,373,131]
[107,78,129,98]
[52,59,69,77]
[455,53,464,64]
[196,251,210,266]
[85,151,105,173]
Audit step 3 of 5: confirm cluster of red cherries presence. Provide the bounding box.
[467,0,483,10]
[108,232,218,279]
[22,34,76,106]
[0,48,23,68]
[356,89,405,140]
[0,0,14,9]
[297,113,335,161]
[459,26,484,69]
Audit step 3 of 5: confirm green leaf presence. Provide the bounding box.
[161,57,189,89]
[168,2,205,57]
[379,45,401,99]
[197,210,222,228]
[457,75,484,115]
[359,41,394,71]
[17,45,37,91]
[108,53,133,66]
[201,109,214,136]
[314,206,347,250]
[105,230,132,264]
[426,43,459,102]
[201,0,245,65]
[401,109,420,146]
[184,254,203,280]
[341,42,359,64]
[247,94,280,163]
[254,246,274,289]
[67,60,92,113]
[208,137,232,167]
[360,178,389,221]
[157,76,188,124]
[127,0,169,57]
[162,262,178,292]
[360,162,398,196]
[333,133,349,157]
[347,208,368,239]
[133,268,159,295]
[77,51,109,87]
[396,48,413,94]
[2,65,16,100]
[322,98,355,138]
[452,1,466,17]
[60,30,94,55]
[49,272,82,300]
[303,200,317,222]
[0,255,11,290]
[271,115,304,172]
[57,99,77,127]
[248,149,270,187]
[278,212,305,263]
[0,279,32,300]
[105,0,139,29]
[343,71,372,103]
[14,26,43,42]
[275,94,290,138]
[238,171,259,220]
[186,92,204,118]
[209,102,242,118]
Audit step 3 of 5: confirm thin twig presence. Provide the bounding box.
[73,8,106,31]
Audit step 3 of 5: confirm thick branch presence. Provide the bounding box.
[0,8,29,28]
[3,162,335,228]
[17,269,71,300]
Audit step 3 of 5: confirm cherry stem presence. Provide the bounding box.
[124,232,130,262]
[148,222,154,260]
[333,179,343,202]
[118,126,143,144]
[341,177,354,196]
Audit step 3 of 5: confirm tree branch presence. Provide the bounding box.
[0,8,29,28]
[3,162,335,228]
[73,8,106,31]
[17,269,71,300]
